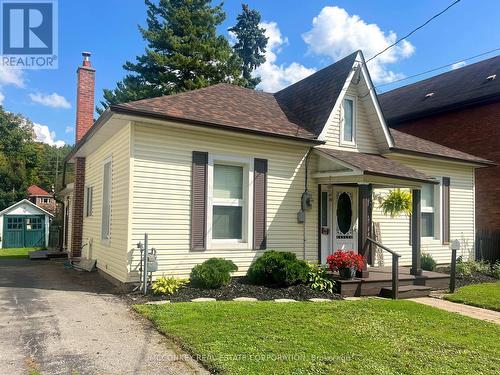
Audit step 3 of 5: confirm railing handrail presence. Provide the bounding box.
[366,237,401,258]
[364,237,400,299]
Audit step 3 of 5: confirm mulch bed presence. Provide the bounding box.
[436,266,497,289]
[132,277,342,303]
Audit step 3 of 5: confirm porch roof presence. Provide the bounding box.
[315,148,436,184]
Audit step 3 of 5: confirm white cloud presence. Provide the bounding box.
[65,126,74,134]
[0,66,24,105]
[0,66,24,87]
[254,21,316,92]
[32,122,65,148]
[451,61,467,70]
[302,6,415,83]
[29,92,71,109]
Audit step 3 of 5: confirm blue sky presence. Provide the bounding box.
[2,0,499,146]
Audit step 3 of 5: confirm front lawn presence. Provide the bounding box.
[0,248,42,259]
[135,300,500,374]
[444,281,500,311]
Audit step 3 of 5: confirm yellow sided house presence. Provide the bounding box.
[60,51,492,296]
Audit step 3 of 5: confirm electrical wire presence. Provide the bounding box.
[376,47,500,90]
[366,0,462,63]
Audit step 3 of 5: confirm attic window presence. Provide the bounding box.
[340,96,356,146]
[425,92,434,98]
[486,74,496,81]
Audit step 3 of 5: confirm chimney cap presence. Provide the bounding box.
[81,51,92,67]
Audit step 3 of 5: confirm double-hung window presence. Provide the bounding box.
[207,156,253,248]
[421,180,441,240]
[341,96,356,146]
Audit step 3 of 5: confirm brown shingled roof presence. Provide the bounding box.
[390,129,493,165]
[103,51,489,166]
[317,148,435,183]
[112,83,317,141]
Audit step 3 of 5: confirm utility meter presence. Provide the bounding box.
[147,251,158,273]
[301,191,313,210]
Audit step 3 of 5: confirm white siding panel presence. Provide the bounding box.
[82,124,131,282]
[373,155,475,265]
[130,122,318,280]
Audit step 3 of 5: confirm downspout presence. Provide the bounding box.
[303,147,313,260]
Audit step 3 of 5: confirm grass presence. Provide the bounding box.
[445,281,500,312]
[135,300,500,374]
[0,247,43,259]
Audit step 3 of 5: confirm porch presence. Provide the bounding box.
[313,148,454,298]
[331,266,450,298]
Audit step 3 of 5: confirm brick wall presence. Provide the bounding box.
[393,101,500,231]
[75,65,95,143]
[71,157,86,257]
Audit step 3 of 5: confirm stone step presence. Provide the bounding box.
[380,285,432,299]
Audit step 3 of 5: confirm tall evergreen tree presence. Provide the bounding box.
[229,4,268,89]
[99,0,247,112]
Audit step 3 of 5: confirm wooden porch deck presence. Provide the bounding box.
[331,266,450,297]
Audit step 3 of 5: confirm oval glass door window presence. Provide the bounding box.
[337,192,352,234]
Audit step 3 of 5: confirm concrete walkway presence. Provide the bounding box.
[0,259,207,375]
[408,297,500,324]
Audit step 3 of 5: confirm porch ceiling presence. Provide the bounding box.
[314,148,437,185]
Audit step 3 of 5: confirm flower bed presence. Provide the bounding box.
[139,277,341,303]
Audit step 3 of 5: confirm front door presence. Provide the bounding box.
[332,186,358,253]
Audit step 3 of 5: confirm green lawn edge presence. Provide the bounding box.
[444,281,500,312]
[134,299,500,375]
[0,248,44,259]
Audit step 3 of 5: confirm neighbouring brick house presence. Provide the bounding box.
[379,55,500,235]
[28,185,57,215]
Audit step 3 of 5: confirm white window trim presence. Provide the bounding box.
[206,154,254,250]
[101,156,112,243]
[421,178,442,243]
[340,95,357,147]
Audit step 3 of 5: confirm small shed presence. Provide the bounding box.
[0,199,53,248]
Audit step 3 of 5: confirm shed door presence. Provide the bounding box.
[2,215,45,248]
[24,216,45,247]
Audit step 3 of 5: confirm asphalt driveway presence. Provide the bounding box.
[0,259,207,375]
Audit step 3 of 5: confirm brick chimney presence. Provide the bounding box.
[71,52,95,258]
[75,52,95,142]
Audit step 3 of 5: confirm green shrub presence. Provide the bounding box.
[151,276,188,295]
[456,259,491,277]
[421,253,437,271]
[190,258,238,289]
[307,263,335,293]
[247,251,309,286]
[490,262,500,279]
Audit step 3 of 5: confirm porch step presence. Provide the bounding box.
[380,285,431,299]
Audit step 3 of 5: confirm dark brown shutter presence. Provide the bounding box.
[191,151,208,250]
[442,177,450,244]
[253,158,268,250]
